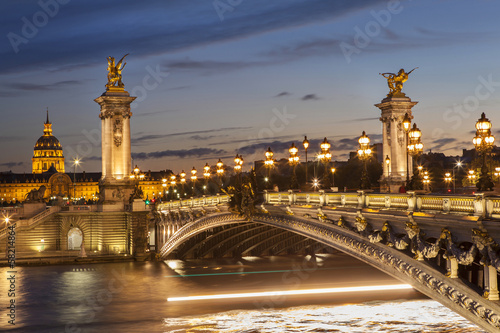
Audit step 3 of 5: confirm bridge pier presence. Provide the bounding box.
[485,265,500,301]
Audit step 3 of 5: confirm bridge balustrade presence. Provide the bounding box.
[157,194,229,211]
[264,191,500,218]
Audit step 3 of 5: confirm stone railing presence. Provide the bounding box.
[16,205,61,228]
[264,190,496,218]
[157,194,230,211]
[0,205,61,239]
[154,190,499,218]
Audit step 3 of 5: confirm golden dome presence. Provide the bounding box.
[33,111,63,153]
[32,110,65,174]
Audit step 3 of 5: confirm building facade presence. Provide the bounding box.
[0,115,170,204]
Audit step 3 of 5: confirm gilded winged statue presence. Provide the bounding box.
[380,67,418,96]
[106,54,129,89]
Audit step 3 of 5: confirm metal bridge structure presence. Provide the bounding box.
[155,190,500,332]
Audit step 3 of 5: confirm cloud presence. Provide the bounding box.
[430,137,458,150]
[5,80,83,92]
[132,148,226,160]
[1,0,387,75]
[132,126,251,145]
[301,94,320,101]
[134,109,177,117]
[0,161,24,168]
[274,91,291,97]
[264,37,340,60]
[190,134,227,141]
[340,117,380,123]
[164,59,265,75]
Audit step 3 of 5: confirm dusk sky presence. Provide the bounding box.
[2,0,500,174]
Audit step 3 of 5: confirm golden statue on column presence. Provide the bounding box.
[106,53,129,90]
[380,67,418,97]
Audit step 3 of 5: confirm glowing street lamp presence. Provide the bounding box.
[444,172,452,192]
[473,112,495,191]
[495,167,500,182]
[407,123,424,190]
[264,147,274,189]
[234,154,243,172]
[385,155,390,178]
[288,143,299,189]
[452,161,463,194]
[203,163,211,178]
[331,167,336,189]
[403,113,412,185]
[191,167,197,181]
[423,171,431,192]
[216,159,225,189]
[203,163,211,194]
[357,131,372,190]
[72,157,81,201]
[216,159,224,176]
[318,138,332,189]
[468,169,477,187]
[303,136,309,187]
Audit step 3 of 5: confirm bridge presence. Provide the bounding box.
[154,190,500,332]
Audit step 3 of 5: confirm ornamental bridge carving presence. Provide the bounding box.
[155,191,500,332]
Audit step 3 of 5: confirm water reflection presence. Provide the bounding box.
[164,300,485,332]
[0,254,485,332]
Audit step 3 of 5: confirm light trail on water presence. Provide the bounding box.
[167,284,413,301]
[163,265,368,278]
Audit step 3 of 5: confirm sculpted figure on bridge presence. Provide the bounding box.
[380,67,417,97]
[106,53,129,89]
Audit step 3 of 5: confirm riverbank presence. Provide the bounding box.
[0,250,151,266]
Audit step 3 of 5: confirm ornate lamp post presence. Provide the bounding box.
[288,143,299,189]
[385,155,390,178]
[203,163,211,194]
[180,170,186,197]
[264,147,274,189]
[216,159,224,189]
[453,161,463,194]
[331,167,336,189]
[444,172,452,192]
[190,167,197,195]
[495,167,500,182]
[473,112,495,191]
[407,123,424,190]
[423,171,431,192]
[357,131,372,190]
[303,136,309,188]
[234,154,242,172]
[468,169,477,187]
[318,137,332,189]
[234,154,243,185]
[161,177,168,200]
[402,113,412,186]
[72,158,81,201]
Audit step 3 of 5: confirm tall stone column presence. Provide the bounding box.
[95,88,136,211]
[375,95,418,193]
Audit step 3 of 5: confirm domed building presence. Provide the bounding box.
[32,110,65,173]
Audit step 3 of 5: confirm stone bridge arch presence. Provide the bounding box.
[159,212,500,332]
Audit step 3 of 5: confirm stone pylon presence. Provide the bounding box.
[375,94,418,193]
[95,87,136,211]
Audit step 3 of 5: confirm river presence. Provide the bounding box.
[1,253,484,332]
